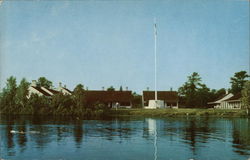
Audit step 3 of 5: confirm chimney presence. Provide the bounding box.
[31,80,37,87]
[102,87,105,91]
[226,89,229,94]
[126,87,128,91]
[147,87,149,91]
[170,87,173,91]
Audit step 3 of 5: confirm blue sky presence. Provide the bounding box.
[0,0,249,93]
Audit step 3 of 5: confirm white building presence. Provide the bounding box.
[27,80,72,98]
[142,91,179,109]
[57,82,72,95]
[208,93,242,109]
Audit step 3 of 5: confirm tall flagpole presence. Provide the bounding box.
[154,18,158,102]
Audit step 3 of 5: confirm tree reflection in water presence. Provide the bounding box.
[73,120,84,148]
[1,115,250,159]
[182,117,216,155]
[232,118,250,155]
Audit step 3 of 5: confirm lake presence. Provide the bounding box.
[0,115,250,160]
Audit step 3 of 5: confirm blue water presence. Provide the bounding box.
[0,115,250,160]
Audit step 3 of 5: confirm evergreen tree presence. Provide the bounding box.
[230,71,249,95]
[37,77,53,88]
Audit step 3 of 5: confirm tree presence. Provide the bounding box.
[241,81,250,115]
[178,72,202,107]
[132,92,142,108]
[230,71,249,95]
[37,77,53,88]
[15,78,30,109]
[0,76,17,113]
[119,86,123,91]
[195,84,210,108]
[107,86,115,91]
[72,84,86,113]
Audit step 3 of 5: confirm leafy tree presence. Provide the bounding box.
[107,86,115,91]
[0,76,17,113]
[37,77,53,88]
[51,93,73,115]
[241,81,250,115]
[178,72,202,107]
[72,84,86,113]
[230,71,249,95]
[119,86,123,91]
[15,78,30,109]
[132,92,142,108]
[27,94,51,114]
[195,84,210,108]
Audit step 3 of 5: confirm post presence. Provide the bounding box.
[154,18,157,102]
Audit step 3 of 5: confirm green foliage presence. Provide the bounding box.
[37,77,53,88]
[132,92,142,108]
[0,76,17,113]
[178,72,205,107]
[230,71,249,95]
[0,77,110,117]
[15,78,30,108]
[72,84,86,109]
[178,72,225,108]
[107,86,115,91]
[241,81,250,110]
[27,94,51,114]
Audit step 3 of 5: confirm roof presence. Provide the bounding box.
[31,86,51,96]
[143,91,178,102]
[62,87,72,93]
[46,88,60,94]
[225,93,241,102]
[84,90,132,103]
[208,93,234,104]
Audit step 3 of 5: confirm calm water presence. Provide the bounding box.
[0,115,250,160]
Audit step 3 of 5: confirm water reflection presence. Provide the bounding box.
[0,115,250,160]
[146,118,158,160]
[73,121,83,147]
[232,118,250,155]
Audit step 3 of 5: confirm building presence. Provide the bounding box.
[208,93,242,109]
[57,82,72,95]
[84,90,133,108]
[142,91,179,108]
[27,80,72,98]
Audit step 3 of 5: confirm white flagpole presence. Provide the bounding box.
[154,18,158,102]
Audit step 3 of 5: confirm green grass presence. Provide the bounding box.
[109,108,248,117]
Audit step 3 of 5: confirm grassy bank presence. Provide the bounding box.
[109,108,249,117]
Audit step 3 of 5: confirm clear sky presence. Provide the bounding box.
[0,0,249,93]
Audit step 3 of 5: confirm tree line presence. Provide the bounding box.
[0,77,111,116]
[0,71,249,115]
[178,71,250,108]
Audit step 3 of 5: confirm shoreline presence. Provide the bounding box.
[1,108,249,118]
[108,108,249,117]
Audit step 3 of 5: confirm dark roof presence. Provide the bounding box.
[225,93,241,101]
[32,86,51,96]
[84,90,132,103]
[46,88,60,94]
[63,87,72,93]
[143,91,178,102]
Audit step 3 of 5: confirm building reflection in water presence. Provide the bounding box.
[146,118,158,160]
